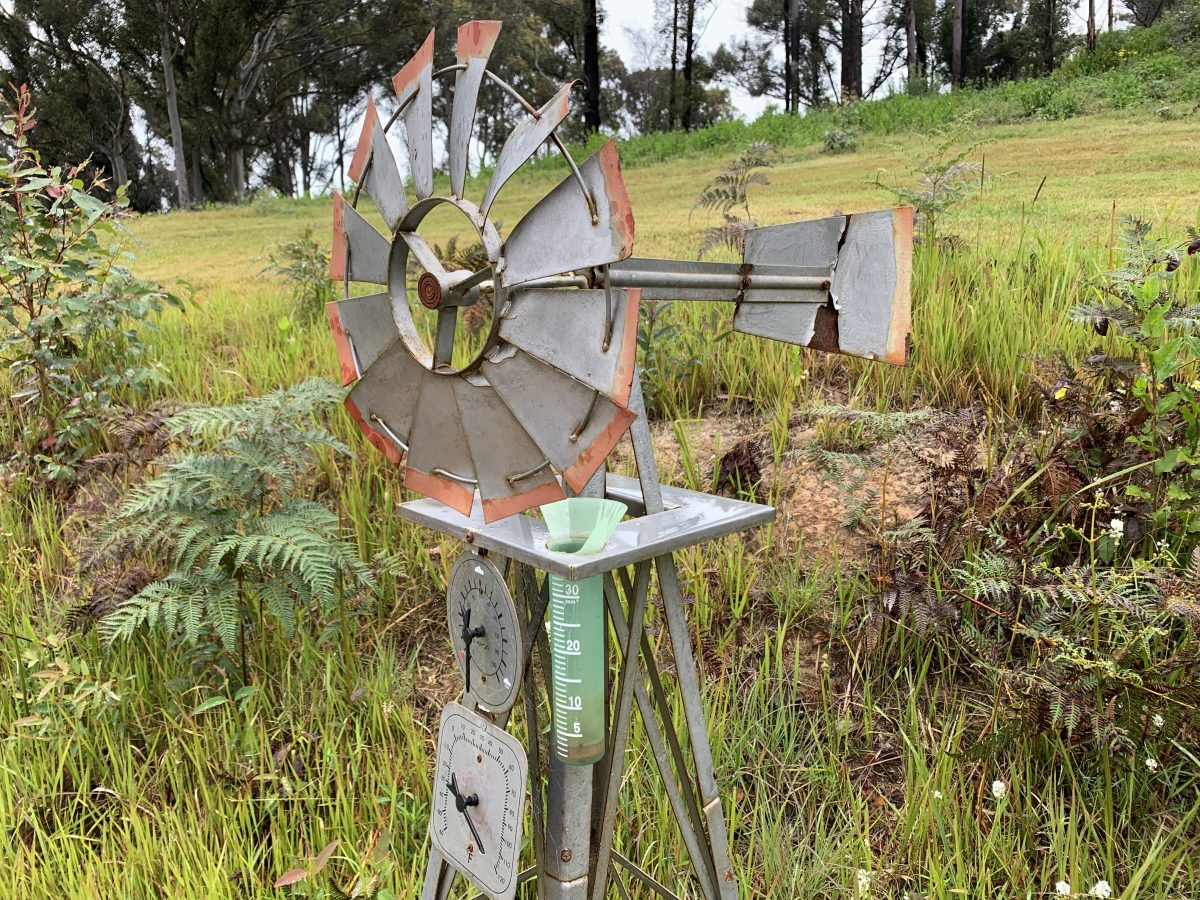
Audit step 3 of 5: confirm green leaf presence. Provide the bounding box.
[191,695,229,715]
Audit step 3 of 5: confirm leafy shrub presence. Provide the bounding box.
[0,85,179,481]
[263,226,334,323]
[821,127,860,154]
[97,379,375,681]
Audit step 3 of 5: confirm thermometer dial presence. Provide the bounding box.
[447,552,523,714]
[430,702,528,899]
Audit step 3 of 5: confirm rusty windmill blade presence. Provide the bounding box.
[393,30,436,201]
[343,337,429,468]
[348,99,408,231]
[479,80,577,220]
[497,287,640,408]
[498,140,635,288]
[330,192,390,285]
[326,292,394,386]
[450,20,502,200]
[733,207,913,365]
[481,347,636,496]
[404,373,478,516]
[452,378,564,522]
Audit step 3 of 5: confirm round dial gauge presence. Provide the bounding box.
[430,702,529,900]
[448,552,523,714]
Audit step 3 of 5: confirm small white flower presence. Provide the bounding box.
[1145,756,1159,772]
[1090,880,1113,898]
[1108,400,1122,412]
[932,789,943,799]
[1108,517,1124,542]
[1056,881,1072,896]
[1152,713,1165,729]
[856,868,872,895]
[991,779,1007,800]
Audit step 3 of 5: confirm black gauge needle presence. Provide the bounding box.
[447,772,485,854]
[459,607,486,694]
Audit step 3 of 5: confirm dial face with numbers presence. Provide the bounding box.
[447,553,523,714]
[430,702,529,900]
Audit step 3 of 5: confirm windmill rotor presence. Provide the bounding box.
[328,19,913,525]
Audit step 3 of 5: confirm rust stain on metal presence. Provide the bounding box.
[329,192,347,281]
[482,479,565,523]
[883,205,914,365]
[344,396,402,466]
[609,287,640,408]
[405,467,474,516]
[733,261,754,307]
[562,405,637,495]
[807,303,840,354]
[325,301,357,386]
[348,99,378,184]
[392,29,434,98]
[457,19,501,59]
[597,139,635,261]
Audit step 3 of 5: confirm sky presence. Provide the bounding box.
[603,0,774,121]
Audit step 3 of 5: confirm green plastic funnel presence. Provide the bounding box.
[541,497,626,765]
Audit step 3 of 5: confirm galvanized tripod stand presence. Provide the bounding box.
[411,377,772,899]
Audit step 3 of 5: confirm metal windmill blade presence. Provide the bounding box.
[327,25,640,522]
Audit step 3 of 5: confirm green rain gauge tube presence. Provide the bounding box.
[541,497,627,765]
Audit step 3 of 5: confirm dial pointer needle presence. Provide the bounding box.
[448,772,485,855]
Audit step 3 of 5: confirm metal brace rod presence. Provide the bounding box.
[599,573,721,900]
[598,257,830,302]
[589,561,652,900]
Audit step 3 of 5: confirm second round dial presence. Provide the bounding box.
[447,552,523,714]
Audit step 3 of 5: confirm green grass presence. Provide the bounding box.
[3,69,1200,898]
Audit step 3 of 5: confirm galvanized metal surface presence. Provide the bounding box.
[348,99,408,231]
[481,348,636,496]
[498,140,634,288]
[398,471,773,580]
[605,256,829,303]
[451,21,502,199]
[330,193,389,285]
[497,288,640,407]
[452,379,564,523]
[392,29,435,200]
[405,374,477,516]
[325,292,394,386]
[480,80,576,219]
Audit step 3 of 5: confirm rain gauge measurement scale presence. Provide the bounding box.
[327,19,913,900]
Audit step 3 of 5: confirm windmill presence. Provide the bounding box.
[327,20,913,900]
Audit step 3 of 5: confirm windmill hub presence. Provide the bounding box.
[416,269,478,310]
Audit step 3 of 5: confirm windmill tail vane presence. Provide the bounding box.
[326,19,913,523]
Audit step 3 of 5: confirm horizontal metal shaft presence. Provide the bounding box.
[604,259,829,294]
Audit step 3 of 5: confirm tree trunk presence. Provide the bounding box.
[190,142,205,206]
[1043,0,1056,73]
[668,0,679,128]
[840,0,863,101]
[682,0,696,129]
[951,0,964,87]
[157,6,190,209]
[1087,0,1096,50]
[1108,0,1113,30]
[786,0,801,112]
[906,0,920,91]
[583,0,602,131]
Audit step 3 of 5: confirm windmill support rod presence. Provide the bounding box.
[596,257,830,302]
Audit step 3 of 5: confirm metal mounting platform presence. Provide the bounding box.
[398,473,774,579]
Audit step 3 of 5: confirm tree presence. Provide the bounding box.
[713,0,835,112]
[583,0,602,131]
[840,0,864,99]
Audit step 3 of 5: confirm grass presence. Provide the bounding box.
[3,62,1200,898]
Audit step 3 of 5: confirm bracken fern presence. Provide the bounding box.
[96,379,375,666]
